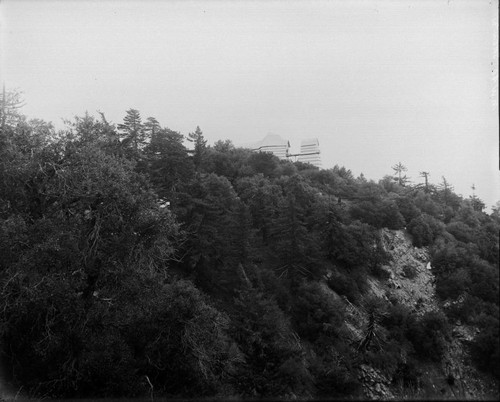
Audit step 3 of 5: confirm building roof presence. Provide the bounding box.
[245,134,321,167]
[248,133,290,150]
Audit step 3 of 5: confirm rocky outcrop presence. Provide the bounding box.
[358,364,394,400]
[322,228,498,400]
[372,229,440,320]
[376,229,498,400]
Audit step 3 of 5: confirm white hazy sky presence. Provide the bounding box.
[1,0,499,208]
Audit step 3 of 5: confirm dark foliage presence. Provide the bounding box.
[310,356,362,399]
[470,315,500,378]
[350,199,405,230]
[291,281,346,343]
[1,101,499,398]
[229,289,310,397]
[402,264,418,279]
[394,196,421,224]
[326,268,366,304]
[406,311,450,362]
[407,213,443,247]
[393,359,422,388]
[328,221,391,271]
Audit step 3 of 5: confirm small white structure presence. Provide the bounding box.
[159,199,170,209]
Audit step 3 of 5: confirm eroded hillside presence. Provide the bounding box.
[327,228,499,400]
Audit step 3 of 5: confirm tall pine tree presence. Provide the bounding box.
[117,109,145,152]
[188,126,207,172]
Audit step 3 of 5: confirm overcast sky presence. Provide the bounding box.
[1,0,498,208]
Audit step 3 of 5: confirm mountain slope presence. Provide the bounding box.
[331,228,499,400]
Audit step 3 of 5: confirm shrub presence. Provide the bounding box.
[327,268,365,304]
[275,356,314,395]
[309,354,362,399]
[408,216,433,246]
[444,295,499,325]
[0,277,234,398]
[292,281,346,342]
[230,289,305,397]
[413,192,443,219]
[402,264,418,279]
[316,365,362,398]
[329,221,390,271]
[395,196,421,224]
[470,315,500,378]
[435,268,469,301]
[382,304,412,334]
[363,340,405,379]
[446,221,474,243]
[393,358,422,388]
[408,214,443,247]
[255,266,292,312]
[406,311,450,362]
[468,259,499,305]
[141,280,234,396]
[371,264,391,280]
[430,242,472,276]
[349,199,405,230]
[247,151,280,177]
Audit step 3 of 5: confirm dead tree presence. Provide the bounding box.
[419,171,430,193]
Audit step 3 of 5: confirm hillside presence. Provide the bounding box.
[0,104,498,400]
[337,229,499,400]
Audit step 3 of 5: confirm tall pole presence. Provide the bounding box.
[1,83,5,133]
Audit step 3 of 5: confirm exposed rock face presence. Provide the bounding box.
[352,229,498,400]
[378,229,438,317]
[358,364,394,400]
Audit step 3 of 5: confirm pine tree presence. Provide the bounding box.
[188,126,207,172]
[0,86,25,133]
[144,116,161,139]
[145,128,194,198]
[438,176,454,207]
[392,162,409,186]
[469,184,485,212]
[117,109,145,151]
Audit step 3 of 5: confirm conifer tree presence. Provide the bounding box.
[145,127,194,198]
[469,184,485,212]
[438,176,454,207]
[0,86,25,133]
[117,109,145,151]
[392,162,409,186]
[188,126,207,172]
[144,116,161,139]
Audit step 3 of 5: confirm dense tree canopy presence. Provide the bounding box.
[0,99,498,398]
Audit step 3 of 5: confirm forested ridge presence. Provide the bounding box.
[0,98,498,399]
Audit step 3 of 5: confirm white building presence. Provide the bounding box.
[246,134,322,168]
[297,138,322,168]
[248,133,290,160]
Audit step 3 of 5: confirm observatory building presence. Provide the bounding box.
[248,134,290,160]
[297,138,322,168]
[247,134,322,168]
